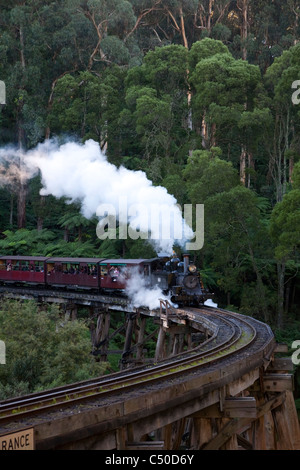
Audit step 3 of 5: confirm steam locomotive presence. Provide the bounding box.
[0,254,210,307]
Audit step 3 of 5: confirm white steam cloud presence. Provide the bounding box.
[23,138,193,253]
[0,138,194,253]
[0,138,195,309]
[125,268,172,310]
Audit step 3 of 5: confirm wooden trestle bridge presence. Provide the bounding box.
[0,286,299,451]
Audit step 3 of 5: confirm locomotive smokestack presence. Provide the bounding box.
[183,254,189,274]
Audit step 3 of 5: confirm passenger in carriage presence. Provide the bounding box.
[110,266,119,282]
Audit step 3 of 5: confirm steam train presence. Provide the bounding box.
[0,254,210,307]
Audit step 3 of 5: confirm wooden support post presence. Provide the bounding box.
[64,303,77,321]
[71,304,77,320]
[64,303,75,320]
[121,313,135,368]
[155,327,166,362]
[135,316,146,362]
[187,330,192,350]
[64,310,70,321]
[264,410,276,450]
[99,311,110,361]
[91,308,102,347]
[272,390,300,450]
[190,418,214,450]
[163,423,172,450]
[162,419,186,450]
[282,390,300,449]
[172,418,186,450]
[172,334,179,356]
[251,415,266,450]
[116,427,127,450]
[89,308,111,361]
[272,404,294,449]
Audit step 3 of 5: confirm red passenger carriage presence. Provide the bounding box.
[45,257,104,290]
[99,259,149,291]
[0,256,47,285]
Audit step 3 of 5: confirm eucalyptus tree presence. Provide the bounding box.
[264,43,300,202]
[189,40,263,184]
[205,185,274,320]
[270,164,300,327]
[183,147,273,320]
[72,0,137,70]
[47,66,127,163]
[119,44,191,177]
[0,0,93,227]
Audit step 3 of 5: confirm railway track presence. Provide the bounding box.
[0,306,275,432]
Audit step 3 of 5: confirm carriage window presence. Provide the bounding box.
[108,265,126,278]
[35,262,44,272]
[90,264,97,275]
[109,266,120,277]
[21,261,29,271]
[66,264,80,274]
[47,264,54,274]
[100,265,108,276]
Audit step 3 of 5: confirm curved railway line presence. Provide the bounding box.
[0,305,282,449]
[0,307,260,421]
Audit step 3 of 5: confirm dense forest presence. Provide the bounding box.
[0,0,299,337]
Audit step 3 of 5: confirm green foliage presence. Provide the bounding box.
[0,300,107,398]
[0,229,56,255]
[0,0,299,338]
[189,38,230,69]
[183,148,239,203]
[293,162,300,189]
[270,189,300,260]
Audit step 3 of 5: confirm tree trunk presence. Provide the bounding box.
[247,151,254,188]
[207,0,213,34]
[201,113,208,148]
[78,225,82,242]
[17,25,27,229]
[37,196,45,231]
[240,145,247,184]
[238,0,248,60]
[64,226,69,242]
[289,154,294,183]
[17,178,26,229]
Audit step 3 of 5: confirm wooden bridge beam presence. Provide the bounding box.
[199,390,298,450]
